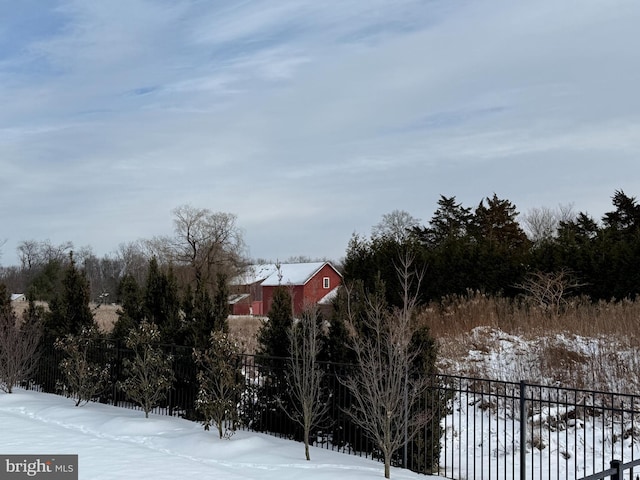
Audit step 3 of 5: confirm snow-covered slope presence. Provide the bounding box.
[0,389,432,480]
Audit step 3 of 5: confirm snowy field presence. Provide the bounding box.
[0,389,432,480]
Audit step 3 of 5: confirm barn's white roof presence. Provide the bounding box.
[233,262,338,287]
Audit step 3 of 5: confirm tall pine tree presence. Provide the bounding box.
[111,274,144,341]
[257,285,293,360]
[253,285,297,436]
[144,257,182,344]
[45,252,94,344]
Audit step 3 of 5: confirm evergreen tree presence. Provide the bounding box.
[188,283,216,349]
[55,324,110,406]
[194,331,243,439]
[414,195,476,300]
[118,321,175,418]
[470,194,530,296]
[181,271,229,349]
[471,193,529,251]
[321,287,356,364]
[144,257,182,344]
[342,234,423,309]
[414,195,473,248]
[253,285,297,435]
[341,234,377,293]
[0,283,11,321]
[111,274,144,341]
[212,272,230,333]
[598,190,640,299]
[602,189,640,236]
[256,285,293,360]
[22,295,46,330]
[27,259,64,302]
[539,212,600,297]
[405,324,446,473]
[44,252,94,345]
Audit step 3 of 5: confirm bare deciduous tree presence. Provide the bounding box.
[0,287,42,393]
[371,210,421,243]
[151,205,246,291]
[516,269,586,316]
[115,241,149,287]
[522,203,575,244]
[341,253,431,479]
[17,239,73,271]
[281,304,329,461]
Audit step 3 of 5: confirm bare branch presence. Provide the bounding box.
[340,255,432,478]
[0,296,42,393]
[515,269,586,316]
[280,305,330,460]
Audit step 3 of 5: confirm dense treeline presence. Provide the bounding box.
[3,191,638,305]
[0,205,245,307]
[344,190,640,307]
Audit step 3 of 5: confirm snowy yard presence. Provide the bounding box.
[0,389,432,480]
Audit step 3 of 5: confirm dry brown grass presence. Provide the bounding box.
[228,315,265,354]
[92,303,120,332]
[11,300,120,333]
[421,291,640,393]
[422,291,640,340]
[11,299,48,316]
[13,301,265,353]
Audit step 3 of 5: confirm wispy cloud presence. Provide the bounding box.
[1,0,640,265]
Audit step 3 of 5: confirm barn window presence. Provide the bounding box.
[323,277,330,289]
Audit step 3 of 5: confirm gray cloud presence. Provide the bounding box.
[2,0,640,266]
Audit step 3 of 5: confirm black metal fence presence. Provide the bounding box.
[439,376,640,480]
[24,341,640,479]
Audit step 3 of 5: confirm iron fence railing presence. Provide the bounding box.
[23,341,640,479]
[439,376,640,480]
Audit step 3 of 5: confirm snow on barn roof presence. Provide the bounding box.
[318,286,340,305]
[233,262,338,287]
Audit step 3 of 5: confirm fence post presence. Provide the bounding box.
[610,459,622,480]
[520,380,527,480]
[168,344,175,417]
[112,340,120,407]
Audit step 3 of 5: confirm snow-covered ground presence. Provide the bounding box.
[439,326,640,394]
[0,389,432,480]
[3,327,638,480]
[437,327,640,479]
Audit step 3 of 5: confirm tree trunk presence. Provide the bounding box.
[384,456,391,479]
[304,424,311,460]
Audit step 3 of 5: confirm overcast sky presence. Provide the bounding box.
[2,0,640,266]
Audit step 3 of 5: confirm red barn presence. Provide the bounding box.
[229,262,342,317]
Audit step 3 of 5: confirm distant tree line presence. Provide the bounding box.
[344,190,640,307]
[0,205,246,308]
